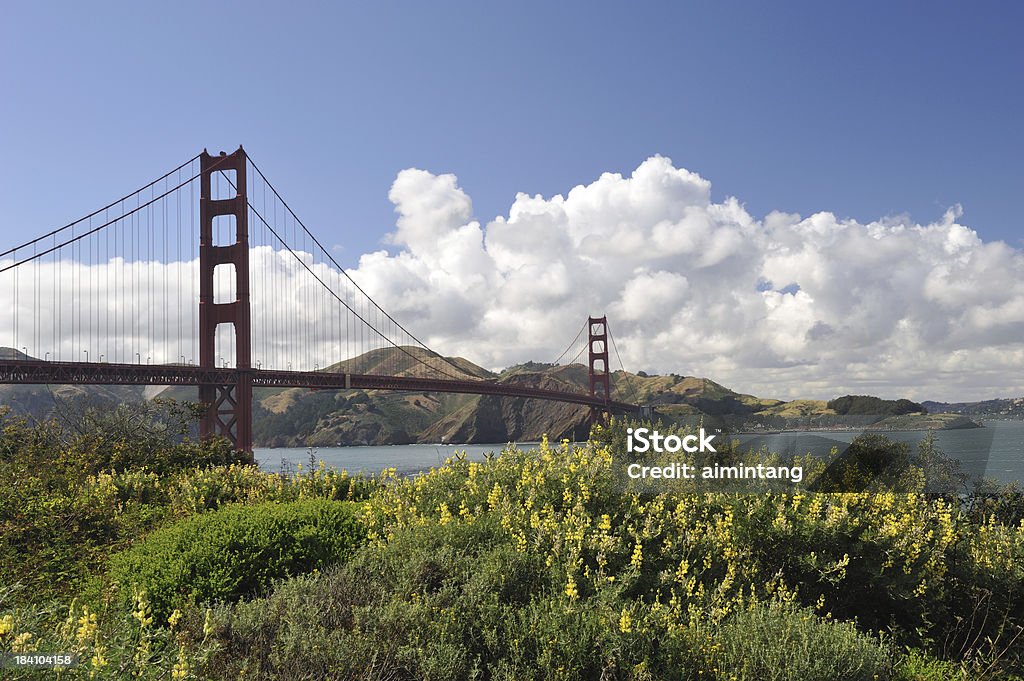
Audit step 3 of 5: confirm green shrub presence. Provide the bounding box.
[168,461,377,513]
[0,402,245,604]
[197,512,897,681]
[358,435,1024,671]
[0,404,375,608]
[713,602,890,681]
[0,585,220,680]
[184,435,1024,679]
[109,499,365,620]
[198,518,703,680]
[895,649,967,681]
[0,467,172,605]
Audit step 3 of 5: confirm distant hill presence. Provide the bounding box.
[0,347,31,361]
[0,347,148,419]
[323,346,494,381]
[922,397,1024,418]
[827,395,925,417]
[248,357,594,446]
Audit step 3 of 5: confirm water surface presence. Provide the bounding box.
[255,421,1024,485]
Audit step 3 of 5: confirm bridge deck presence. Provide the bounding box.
[0,360,638,413]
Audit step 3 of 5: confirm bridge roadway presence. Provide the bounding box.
[0,360,639,414]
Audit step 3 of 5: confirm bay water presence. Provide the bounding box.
[255,420,1024,486]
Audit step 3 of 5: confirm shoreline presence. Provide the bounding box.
[732,425,984,436]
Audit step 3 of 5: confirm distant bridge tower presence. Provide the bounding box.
[198,147,253,454]
[588,315,610,421]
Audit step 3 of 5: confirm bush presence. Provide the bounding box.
[110,500,365,620]
[165,434,1024,678]
[0,401,247,603]
[199,518,707,680]
[0,467,173,604]
[895,649,967,681]
[0,403,375,607]
[358,435,1024,669]
[8,420,1024,678]
[196,509,896,681]
[713,602,890,681]
[0,585,221,680]
[1,400,248,479]
[168,461,377,513]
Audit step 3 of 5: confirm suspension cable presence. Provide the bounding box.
[608,325,641,406]
[552,319,587,365]
[0,154,201,258]
[244,153,471,378]
[244,197,468,381]
[0,155,232,274]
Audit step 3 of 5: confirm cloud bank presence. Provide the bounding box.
[2,156,1022,403]
[347,156,1024,402]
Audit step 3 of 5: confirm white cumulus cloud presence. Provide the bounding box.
[346,156,1024,402]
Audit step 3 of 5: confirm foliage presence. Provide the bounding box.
[712,601,889,681]
[0,405,376,606]
[828,394,925,417]
[0,584,223,680]
[17,399,247,476]
[914,431,975,494]
[353,435,1022,676]
[0,403,223,603]
[109,499,366,621]
[0,462,168,606]
[3,408,1024,678]
[810,433,917,492]
[199,520,888,675]
[167,459,377,513]
[199,517,709,680]
[190,432,1022,679]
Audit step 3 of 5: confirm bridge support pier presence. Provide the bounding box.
[198,147,253,454]
[588,315,610,424]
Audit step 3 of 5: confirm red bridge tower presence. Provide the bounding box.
[588,315,610,421]
[198,148,253,454]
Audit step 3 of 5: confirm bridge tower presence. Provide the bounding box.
[588,315,610,421]
[198,147,253,454]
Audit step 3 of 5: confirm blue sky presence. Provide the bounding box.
[4,2,1024,401]
[2,2,1022,265]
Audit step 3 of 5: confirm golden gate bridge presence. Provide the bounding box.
[0,147,640,452]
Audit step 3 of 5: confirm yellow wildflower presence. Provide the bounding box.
[203,609,215,638]
[168,609,183,629]
[132,589,153,628]
[76,606,98,645]
[91,642,108,671]
[171,646,190,680]
[630,541,643,570]
[565,574,579,600]
[12,631,34,652]
[487,483,503,509]
[618,608,632,633]
[0,614,14,637]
